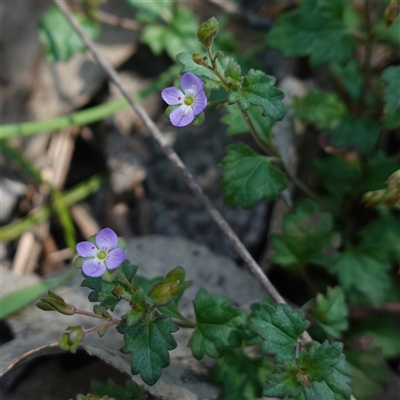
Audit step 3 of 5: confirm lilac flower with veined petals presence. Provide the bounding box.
[76,228,125,277]
[161,73,207,127]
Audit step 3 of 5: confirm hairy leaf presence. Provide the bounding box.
[220,144,286,209]
[310,287,348,338]
[39,6,100,62]
[263,361,303,398]
[90,378,144,400]
[329,245,391,307]
[293,90,347,129]
[270,200,337,268]
[249,302,309,363]
[327,115,380,154]
[188,289,252,359]
[141,8,201,60]
[118,313,178,385]
[266,2,354,66]
[304,349,351,400]
[228,69,285,120]
[210,347,273,400]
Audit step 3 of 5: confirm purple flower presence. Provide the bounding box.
[161,73,207,127]
[76,228,125,277]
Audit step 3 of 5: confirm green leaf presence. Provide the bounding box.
[264,341,351,400]
[249,302,309,363]
[329,245,391,307]
[81,260,139,310]
[349,316,400,359]
[346,348,388,400]
[375,16,400,47]
[263,361,303,398]
[361,208,400,263]
[177,52,221,91]
[297,341,343,382]
[228,69,285,120]
[266,2,354,66]
[216,54,242,84]
[125,0,174,23]
[293,90,347,129]
[382,66,400,129]
[270,200,337,268]
[210,347,273,400]
[220,104,274,142]
[39,6,100,62]
[141,8,201,60]
[327,115,380,154]
[118,313,178,386]
[330,60,363,101]
[90,378,145,400]
[188,289,252,359]
[220,144,286,209]
[310,287,348,339]
[303,348,351,400]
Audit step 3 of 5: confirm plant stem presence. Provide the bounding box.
[116,270,136,293]
[75,308,111,321]
[206,98,228,107]
[84,320,116,336]
[173,318,196,328]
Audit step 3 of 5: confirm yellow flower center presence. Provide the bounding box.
[97,251,107,260]
[184,96,194,106]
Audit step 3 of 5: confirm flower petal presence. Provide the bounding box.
[161,87,185,105]
[76,241,97,257]
[82,258,107,277]
[170,104,195,127]
[106,247,125,270]
[96,228,118,251]
[192,90,207,115]
[180,73,204,96]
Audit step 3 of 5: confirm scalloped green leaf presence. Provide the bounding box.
[270,200,338,268]
[220,144,286,209]
[329,245,391,307]
[210,347,273,400]
[188,289,253,360]
[118,313,178,385]
[228,69,285,120]
[90,378,145,400]
[310,287,349,338]
[249,302,309,363]
[266,1,354,66]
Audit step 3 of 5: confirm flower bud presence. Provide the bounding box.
[36,292,76,315]
[192,54,203,65]
[59,325,85,353]
[197,17,219,48]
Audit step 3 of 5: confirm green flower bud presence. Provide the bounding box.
[197,17,219,48]
[192,53,203,65]
[59,326,85,353]
[36,291,76,315]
